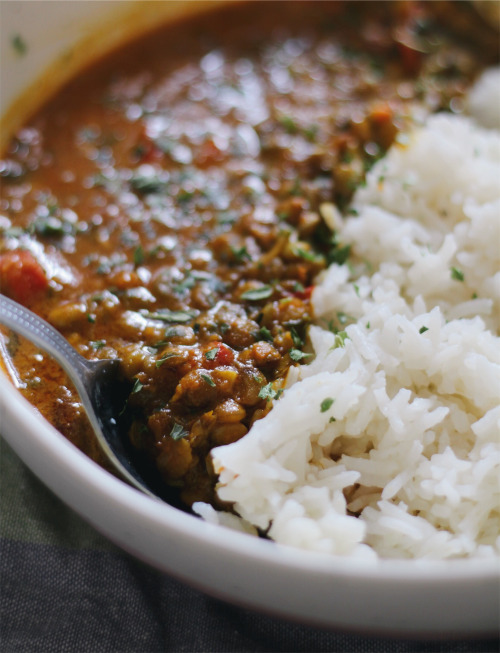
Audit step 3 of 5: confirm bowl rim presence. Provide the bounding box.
[1,0,499,635]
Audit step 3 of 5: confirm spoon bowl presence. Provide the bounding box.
[0,293,162,500]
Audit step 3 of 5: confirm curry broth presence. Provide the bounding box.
[1,1,497,505]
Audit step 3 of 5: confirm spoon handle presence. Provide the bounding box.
[0,293,160,499]
[0,293,90,382]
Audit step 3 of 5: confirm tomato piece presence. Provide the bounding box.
[293,285,314,300]
[215,343,235,365]
[0,250,49,306]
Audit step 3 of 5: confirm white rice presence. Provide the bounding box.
[196,69,500,560]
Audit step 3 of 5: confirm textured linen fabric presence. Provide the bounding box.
[1,438,498,653]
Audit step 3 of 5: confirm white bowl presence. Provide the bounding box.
[1,1,498,636]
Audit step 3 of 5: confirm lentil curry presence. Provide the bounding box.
[0,1,497,507]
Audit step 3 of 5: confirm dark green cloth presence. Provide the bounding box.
[1,438,498,653]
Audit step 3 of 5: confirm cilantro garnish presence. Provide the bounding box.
[205,348,218,361]
[201,373,216,387]
[289,349,312,362]
[450,267,465,282]
[258,383,280,401]
[170,423,189,440]
[320,397,334,413]
[131,378,143,394]
[257,326,273,343]
[241,285,273,301]
[141,309,197,323]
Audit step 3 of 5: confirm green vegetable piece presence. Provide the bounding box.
[320,397,334,413]
[289,349,312,362]
[205,348,218,361]
[258,382,278,401]
[291,327,304,348]
[130,171,165,194]
[155,353,177,367]
[131,378,143,394]
[241,285,273,301]
[134,246,145,266]
[170,423,189,441]
[419,326,429,334]
[201,373,216,387]
[450,267,465,282]
[257,326,273,343]
[141,309,197,323]
[279,115,299,134]
[231,246,251,262]
[11,34,27,56]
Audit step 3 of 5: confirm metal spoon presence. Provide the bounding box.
[0,293,161,500]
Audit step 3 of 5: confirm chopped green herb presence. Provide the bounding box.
[353,283,360,297]
[293,281,305,293]
[11,34,27,56]
[217,211,238,225]
[328,244,351,266]
[241,285,273,301]
[131,378,143,394]
[32,216,73,238]
[130,171,165,194]
[329,416,336,423]
[205,348,218,361]
[291,327,304,348]
[155,353,177,367]
[219,323,229,335]
[320,397,334,413]
[419,326,429,334]
[141,308,197,323]
[289,349,312,362]
[257,326,273,343]
[330,331,349,348]
[337,311,354,326]
[303,124,318,142]
[258,382,279,401]
[231,245,251,262]
[90,340,106,350]
[296,247,322,263]
[201,373,216,387]
[177,189,195,204]
[450,267,465,282]
[170,423,189,440]
[133,245,145,266]
[87,314,96,324]
[279,115,299,134]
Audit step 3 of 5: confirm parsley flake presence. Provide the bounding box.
[201,373,216,387]
[131,378,143,394]
[241,285,273,301]
[205,348,218,361]
[258,382,279,401]
[170,423,189,440]
[141,308,197,323]
[11,34,27,56]
[257,326,273,343]
[289,349,312,362]
[450,267,465,282]
[320,397,334,413]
